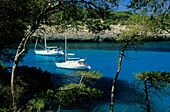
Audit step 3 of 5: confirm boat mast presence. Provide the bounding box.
[65,20,67,62]
[34,29,39,49]
[34,39,38,49]
[44,19,47,50]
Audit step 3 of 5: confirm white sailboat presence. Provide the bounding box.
[55,27,91,70]
[34,21,64,56]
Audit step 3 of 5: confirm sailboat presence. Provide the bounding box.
[54,27,91,70]
[34,20,64,56]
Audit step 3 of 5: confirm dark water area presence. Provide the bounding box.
[28,41,170,52]
[51,73,145,112]
[8,41,170,112]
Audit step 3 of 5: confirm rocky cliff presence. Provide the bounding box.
[31,24,170,42]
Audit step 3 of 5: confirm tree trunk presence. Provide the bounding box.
[74,75,84,102]
[11,37,27,111]
[11,29,37,111]
[110,36,135,112]
[10,1,63,111]
[144,80,151,112]
[110,42,129,112]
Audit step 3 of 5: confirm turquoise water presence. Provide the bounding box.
[20,42,170,112]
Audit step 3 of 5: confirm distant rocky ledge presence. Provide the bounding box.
[31,25,170,42]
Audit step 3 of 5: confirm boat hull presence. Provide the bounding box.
[55,61,91,70]
[34,50,64,56]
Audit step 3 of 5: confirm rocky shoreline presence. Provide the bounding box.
[31,25,170,42]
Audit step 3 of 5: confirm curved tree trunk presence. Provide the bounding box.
[110,42,129,112]
[110,36,134,112]
[144,80,151,112]
[11,37,27,111]
[11,29,37,111]
[10,2,51,111]
[10,2,65,111]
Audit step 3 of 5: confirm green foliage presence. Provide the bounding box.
[109,11,132,20]
[128,0,169,15]
[54,83,103,106]
[0,64,103,111]
[134,71,170,97]
[0,0,44,62]
[0,83,11,111]
[27,98,45,111]
[127,10,159,33]
[0,63,11,110]
[136,71,170,84]
[128,0,169,31]
[132,71,169,111]
[0,64,53,111]
[118,10,161,42]
[85,19,111,34]
[0,106,11,112]
[76,70,103,80]
[15,66,53,97]
[84,8,101,19]
[0,62,9,73]
[47,7,132,33]
[163,13,170,29]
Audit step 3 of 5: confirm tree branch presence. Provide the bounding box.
[133,99,147,110]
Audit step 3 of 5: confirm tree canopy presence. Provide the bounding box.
[136,71,170,95]
[133,71,170,112]
[0,0,44,62]
[128,0,170,31]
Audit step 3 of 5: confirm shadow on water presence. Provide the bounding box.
[50,74,145,112]
[51,73,80,89]
[28,41,170,52]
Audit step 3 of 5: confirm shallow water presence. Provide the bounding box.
[19,41,170,112]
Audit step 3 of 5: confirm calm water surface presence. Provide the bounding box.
[20,41,170,112]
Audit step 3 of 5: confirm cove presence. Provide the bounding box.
[19,42,170,112]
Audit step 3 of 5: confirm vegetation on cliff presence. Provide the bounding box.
[32,9,169,42]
